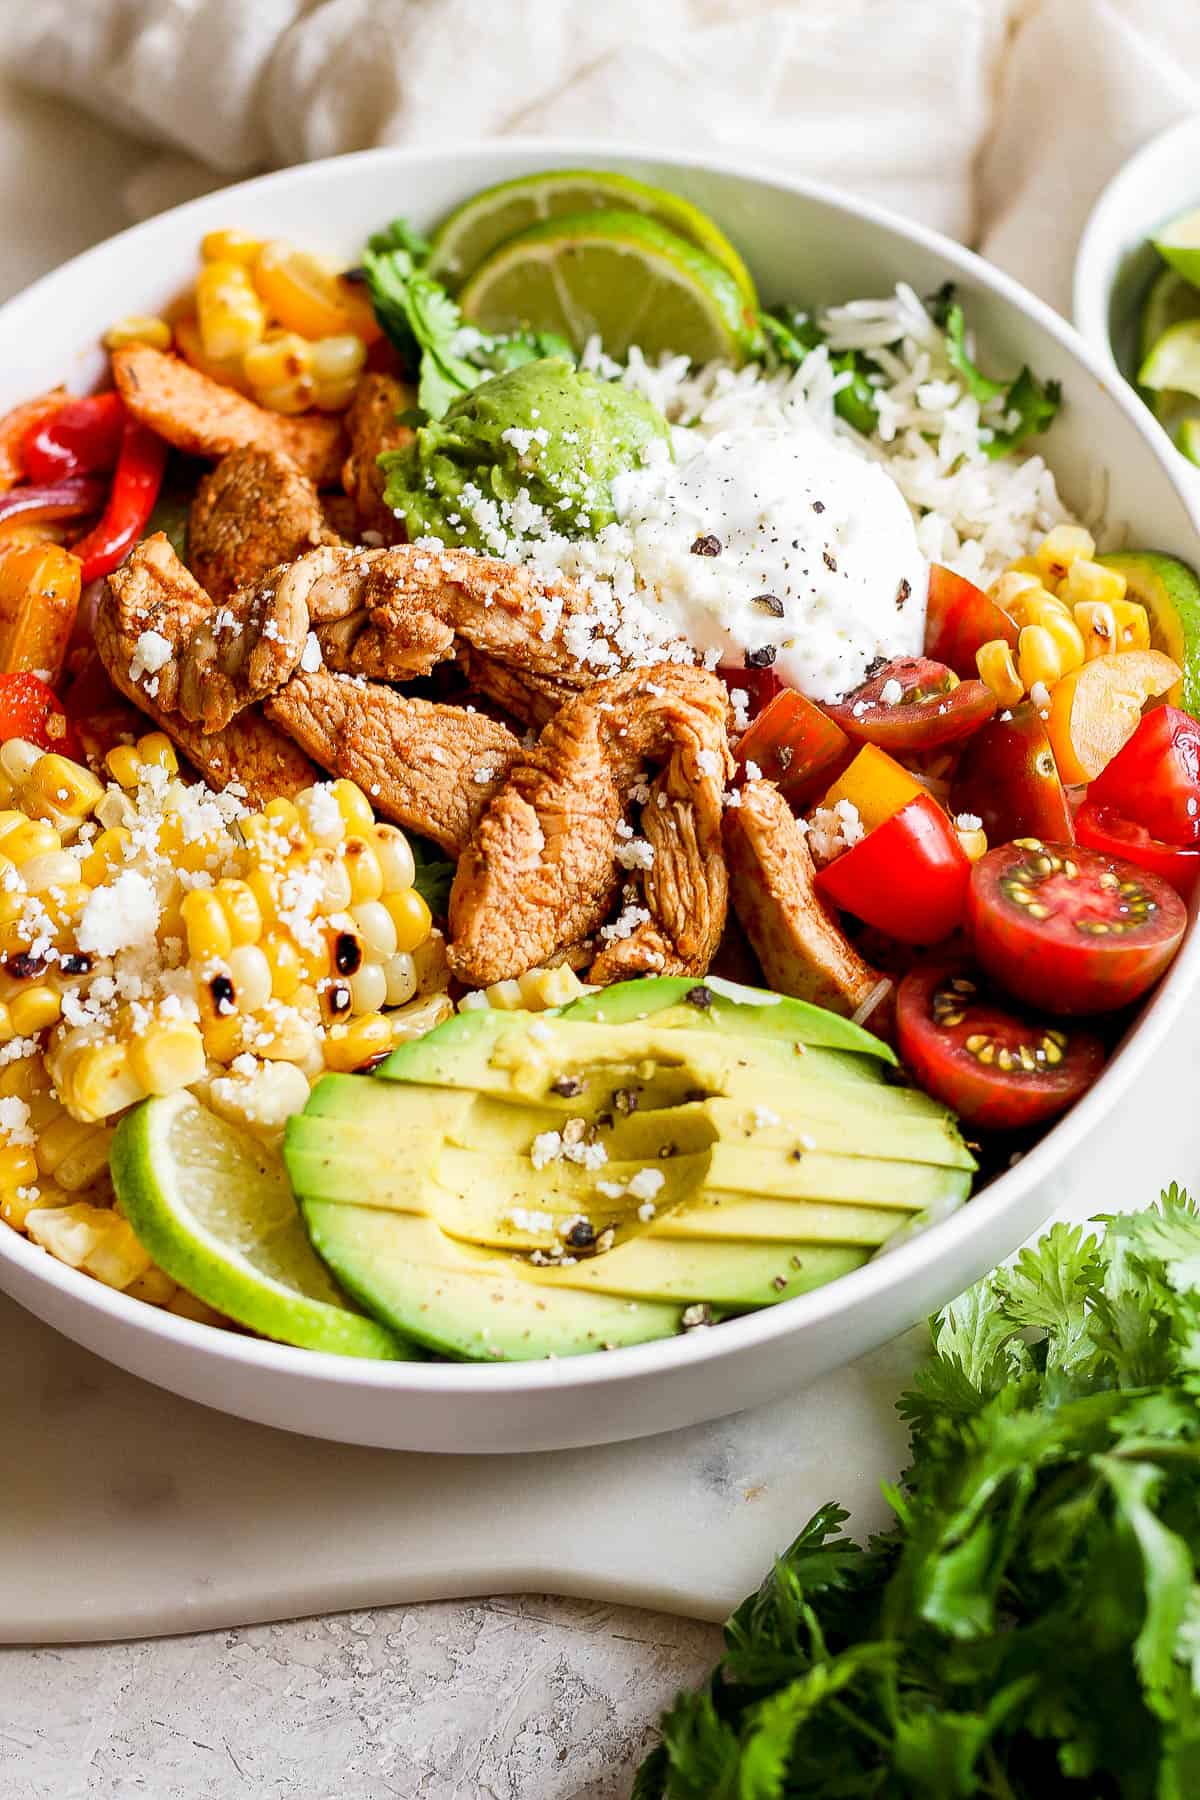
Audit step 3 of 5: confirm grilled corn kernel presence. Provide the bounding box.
[209,1058,310,1137]
[228,944,273,1013]
[128,1022,206,1097]
[1113,599,1151,651]
[104,314,173,352]
[18,849,81,894]
[83,1214,153,1289]
[8,985,62,1035]
[348,962,388,1015]
[261,931,302,1000]
[517,965,589,1009]
[181,889,233,962]
[62,1042,145,1123]
[955,824,989,863]
[389,992,455,1042]
[27,753,104,824]
[81,825,131,886]
[196,259,267,362]
[312,378,360,414]
[1017,625,1069,692]
[214,878,262,945]
[0,1142,38,1188]
[36,1112,114,1186]
[1058,557,1127,610]
[2,1183,44,1231]
[264,796,302,832]
[1034,525,1096,587]
[201,228,264,266]
[124,1267,178,1307]
[250,1003,317,1065]
[201,1013,245,1064]
[2,819,60,865]
[350,899,397,959]
[988,570,1043,615]
[412,929,449,993]
[311,334,368,385]
[382,951,418,1007]
[1073,601,1118,660]
[255,379,317,416]
[323,1012,393,1071]
[383,887,432,953]
[0,738,41,785]
[105,743,144,788]
[331,778,374,836]
[296,785,344,846]
[173,314,253,395]
[316,852,353,911]
[243,331,314,393]
[373,825,415,892]
[25,1202,113,1268]
[135,731,178,774]
[342,836,383,904]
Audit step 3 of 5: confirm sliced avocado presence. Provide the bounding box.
[561,975,897,1063]
[1098,550,1200,717]
[286,987,971,1360]
[301,1204,685,1359]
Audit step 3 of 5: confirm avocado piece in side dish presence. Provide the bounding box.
[1098,550,1200,718]
[284,979,974,1361]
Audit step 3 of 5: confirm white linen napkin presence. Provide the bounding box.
[3,0,1200,311]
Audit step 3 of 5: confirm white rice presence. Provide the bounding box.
[583,281,1076,591]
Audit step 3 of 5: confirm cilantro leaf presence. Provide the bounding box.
[407,833,455,915]
[759,309,878,436]
[940,295,1062,456]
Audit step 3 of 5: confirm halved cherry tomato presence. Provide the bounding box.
[968,840,1187,1015]
[814,792,970,944]
[734,689,850,806]
[1046,649,1179,786]
[1075,801,1200,899]
[823,656,996,752]
[923,564,1018,678]
[0,671,81,755]
[896,963,1106,1131]
[1087,705,1200,846]
[717,663,782,720]
[949,700,1075,845]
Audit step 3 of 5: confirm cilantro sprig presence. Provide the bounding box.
[361,218,574,421]
[928,281,1062,458]
[638,1187,1200,1799]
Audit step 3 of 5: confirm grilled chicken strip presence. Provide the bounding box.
[189,447,339,603]
[95,540,315,807]
[341,372,415,542]
[448,666,731,988]
[265,666,522,857]
[724,778,881,1016]
[111,345,345,484]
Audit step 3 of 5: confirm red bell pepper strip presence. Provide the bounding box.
[23,392,125,484]
[1075,800,1200,899]
[0,476,106,534]
[70,420,167,584]
[0,389,67,491]
[0,672,82,756]
[814,792,970,945]
[734,688,851,807]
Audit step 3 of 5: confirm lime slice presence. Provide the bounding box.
[1140,267,1200,364]
[458,210,762,365]
[429,169,757,306]
[1154,205,1200,287]
[1138,319,1200,398]
[111,1092,411,1358]
[1179,417,1200,468]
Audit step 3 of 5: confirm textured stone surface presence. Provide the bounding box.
[0,1597,719,1798]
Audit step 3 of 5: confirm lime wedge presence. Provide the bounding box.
[458,210,762,365]
[1153,205,1200,287]
[1179,417,1200,468]
[429,169,757,306]
[111,1091,411,1358]
[1140,267,1200,364]
[1138,319,1200,398]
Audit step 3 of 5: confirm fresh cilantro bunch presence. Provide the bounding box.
[360,218,574,421]
[637,1188,1200,1799]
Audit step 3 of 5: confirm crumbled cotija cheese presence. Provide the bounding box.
[128,629,172,684]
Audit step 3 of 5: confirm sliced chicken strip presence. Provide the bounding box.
[111,345,345,485]
[189,447,338,603]
[341,372,415,542]
[93,579,315,808]
[724,779,881,1016]
[454,645,579,731]
[265,666,522,857]
[448,666,730,988]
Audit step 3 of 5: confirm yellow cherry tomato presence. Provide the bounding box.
[252,242,381,344]
[1046,649,1180,786]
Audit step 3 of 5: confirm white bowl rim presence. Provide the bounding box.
[2,132,1199,1404]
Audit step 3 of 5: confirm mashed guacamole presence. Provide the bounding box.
[379,357,671,552]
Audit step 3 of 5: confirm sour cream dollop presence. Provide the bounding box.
[611,425,928,702]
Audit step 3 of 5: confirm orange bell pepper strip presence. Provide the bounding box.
[0,541,82,684]
[821,743,926,835]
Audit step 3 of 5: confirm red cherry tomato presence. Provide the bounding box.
[734,689,851,807]
[814,792,970,945]
[717,663,783,720]
[968,840,1187,1015]
[950,700,1075,846]
[923,564,1019,678]
[0,672,81,756]
[1087,704,1200,846]
[896,963,1106,1131]
[823,656,996,753]
[1075,800,1200,899]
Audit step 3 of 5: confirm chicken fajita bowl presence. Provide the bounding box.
[0,144,1196,1454]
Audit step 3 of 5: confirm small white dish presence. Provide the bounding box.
[1074,113,1200,473]
[1,140,1199,1454]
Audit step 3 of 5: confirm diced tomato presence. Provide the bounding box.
[734,689,850,806]
[823,655,996,753]
[923,564,1018,678]
[896,963,1106,1131]
[0,671,81,755]
[1087,705,1200,846]
[1075,800,1200,899]
[968,840,1187,1015]
[949,700,1075,845]
[717,663,782,720]
[814,792,970,945]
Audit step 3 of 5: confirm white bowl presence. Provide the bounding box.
[1074,114,1200,480]
[2,140,1199,1454]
